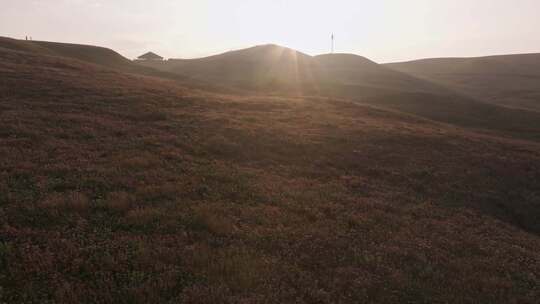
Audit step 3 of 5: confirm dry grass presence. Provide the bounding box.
[104,191,135,213]
[124,207,163,226]
[40,192,90,214]
[1,47,539,303]
[190,204,237,237]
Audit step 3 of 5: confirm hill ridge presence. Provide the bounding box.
[386,53,540,111]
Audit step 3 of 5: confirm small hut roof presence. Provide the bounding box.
[137,52,163,60]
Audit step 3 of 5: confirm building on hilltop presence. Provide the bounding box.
[136,52,164,61]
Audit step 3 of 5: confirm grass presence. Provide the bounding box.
[0,47,539,303]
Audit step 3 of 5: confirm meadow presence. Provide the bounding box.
[1,45,539,303]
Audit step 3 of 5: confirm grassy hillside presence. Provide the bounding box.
[139,44,317,93]
[313,53,440,93]
[1,44,540,303]
[137,44,540,141]
[138,44,442,95]
[0,36,131,68]
[386,53,540,111]
[361,91,540,140]
[11,36,539,141]
[0,37,224,91]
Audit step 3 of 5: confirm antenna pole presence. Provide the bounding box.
[331,34,334,53]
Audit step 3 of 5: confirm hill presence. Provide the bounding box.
[313,53,440,93]
[139,44,540,141]
[139,44,317,93]
[4,37,540,141]
[386,53,540,111]
[0,36,220,90]
[138,44,442,95]
[0,36,131,68]
[1,43,540,303]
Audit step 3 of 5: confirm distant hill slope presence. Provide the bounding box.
[138,44,445,96]
[313,53,441,93]
[4,36,540,141]
[0,36,232,92]
[139,45,540,140]
[32,40,134,68]
[386,53,540,111]
[0,36,131,68]
[139,44,317,92]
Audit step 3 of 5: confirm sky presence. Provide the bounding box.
[1,0,540,63]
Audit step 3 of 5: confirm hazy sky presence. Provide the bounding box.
[2,0,540,62]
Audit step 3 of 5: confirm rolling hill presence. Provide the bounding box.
[138,44,540,141]
[386,53,540,111]
[145,44,316,91]
[0,36,221,90]
[3,37,540,140]
[138,44,443,95]
[0,36,132,68]
[1,40,540,303]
